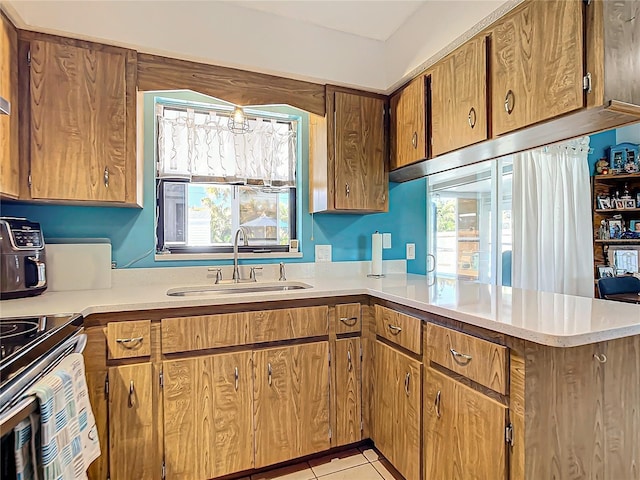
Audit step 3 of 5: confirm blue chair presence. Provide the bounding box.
[597,276,640,300]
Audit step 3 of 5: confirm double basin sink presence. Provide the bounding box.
[167,281,312,297]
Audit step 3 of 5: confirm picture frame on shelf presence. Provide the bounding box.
[631,220,640,234]
[609,219,624,239]
[597,265,615,278]
[607,246,640,274]
[609,143,640,174]
[624,198,636,209]
[598,196,612,209]
[614,199,626,210]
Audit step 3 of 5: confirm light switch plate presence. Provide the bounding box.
[406,243,416,260]
[383,233,392,249]
[315,244,332,262]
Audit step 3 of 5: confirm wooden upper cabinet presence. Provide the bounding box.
[309,87,387,213]
[490,0,584,136]
[431,36,488,156]
[390,76,426,170]
[26,36,139,204]
[0,14,19,199]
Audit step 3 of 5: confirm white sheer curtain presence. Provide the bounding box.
[157,107,296,186]
[512,137,594,297]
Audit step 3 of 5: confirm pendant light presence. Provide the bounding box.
[228,106,250,134]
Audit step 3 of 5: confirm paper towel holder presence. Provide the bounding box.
[368,231,385,278]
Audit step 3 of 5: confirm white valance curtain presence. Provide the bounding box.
[512,136,594,297]
[157,108,297,186]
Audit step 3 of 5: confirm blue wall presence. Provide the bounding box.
[1,91,428,274]
[588,130,617,175]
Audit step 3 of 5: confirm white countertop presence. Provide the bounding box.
[1,266,639,347]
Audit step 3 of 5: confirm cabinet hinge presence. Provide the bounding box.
[104,374,109,397]
[161,460,166,480]
[583,0,592,5]
[505,423,514,447]
[360,344,363,362]
[27,50,31,66]
[583,73,592,94]
[27,173,32,190]
[328,350,331,367]
[159,370,164,389]
[329,427,332,440]
[360,420,364,431]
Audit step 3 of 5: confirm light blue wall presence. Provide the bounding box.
[588,129,617,175]
[1,91,428,275]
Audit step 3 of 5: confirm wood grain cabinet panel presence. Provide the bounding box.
[431,36,488,156]
[390,76,426,170]
[161,313,249,353]
[108,363,155,480]
[335,303,361,334]
[334,337,362,446]
[253,342,330,468]
[373,340,421,480]
[248,306,328,343]
[490,0,584,136]
[0,14,19,199]
[424,368,507,480]
[375,304,422,354]
[27,38,137,203]
[107,320,151,359]
[163,351,253,480]
[427,323,507,394]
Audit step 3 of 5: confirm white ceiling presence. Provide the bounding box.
[2,0,513,93]
[230,1,426,41]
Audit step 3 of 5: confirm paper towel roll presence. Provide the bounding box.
[371,231,383,276]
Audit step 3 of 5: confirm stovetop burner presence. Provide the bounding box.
[0,320,39,340]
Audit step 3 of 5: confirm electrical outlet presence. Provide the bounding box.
[406,243,416,260]
[382,233,392,249]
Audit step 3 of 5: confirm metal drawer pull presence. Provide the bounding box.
[404,372,411,396]
[347,350,353,372]
[128,380,135,408]
[104,166,110,188]
[339,316,358,326]
[594,353,607,363]
[411,131,418,148]
[388,324,402,334]
[116,337,144,348]
[267,363,272,386]
[234,367,239,391]
[435,390,441,418]
[504,90,515,114]
[468,107,477,128]
[345,183,350,197]
[450,348,472,361]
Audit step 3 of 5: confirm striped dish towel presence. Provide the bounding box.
[14,353,101,480]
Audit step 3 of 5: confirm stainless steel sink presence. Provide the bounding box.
[166,281,313,297]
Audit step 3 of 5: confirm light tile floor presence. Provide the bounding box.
[245,446,404,480]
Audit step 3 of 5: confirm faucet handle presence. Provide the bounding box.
[208,268,223,284]
[279,262,286,282]
[249,266,263,281]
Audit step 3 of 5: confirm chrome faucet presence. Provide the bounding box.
[279,262,286,281]
[233,227,249,282]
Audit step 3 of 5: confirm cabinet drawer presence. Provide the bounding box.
[107,320,151,359]
[161,313,249,354]
[335,303,361,334]
[248,306,328,343]
[375,305,422,354]
[426,323,507,394]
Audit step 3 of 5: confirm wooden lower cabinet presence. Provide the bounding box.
[253,341,330,468]
[373,340,421,480]
[334,337,362,446]
[424,368,508,480]
[162,351,254,480]
[108,363,156,480]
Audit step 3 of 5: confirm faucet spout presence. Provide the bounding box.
[233,227,250,282]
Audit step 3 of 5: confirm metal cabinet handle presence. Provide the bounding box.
[435,390,441,418]
[404,372,411,396]
[339,317,358,326]
[411,131,418,148]
[116,337,144,348]
[267,363,272,386]
[594,353,607,363]
[468,107,477,128]
[235,366,239,391]
[347,350,353,372]
[504,90,515,114]
[427,253,436,273]
[388,324,402,334]
[450,348,472,361]
[104,166,109,188]
[345,183,350,197]
[128,380,135,408]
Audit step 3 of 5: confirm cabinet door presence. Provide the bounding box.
[334,91,386,211]
[29,39,128,201]
[109,363,155,480]
[431,36,487,156]
[0,14,19,198]
[163,351,253,480]
[491,0,583,136]
[334,337,362,446]
[424,368,507,480]
[254,342,330,468]
[373,340,396,463]
[390,76,426,170]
